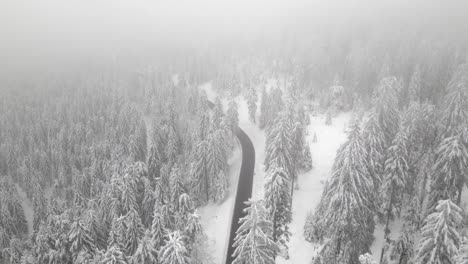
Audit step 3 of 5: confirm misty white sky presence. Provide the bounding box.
[1,0,467,74]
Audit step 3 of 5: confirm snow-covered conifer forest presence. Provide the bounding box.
[1,1,468,263]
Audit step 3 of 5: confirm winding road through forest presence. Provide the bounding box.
[225,127,255,264]
[206,100,256,264]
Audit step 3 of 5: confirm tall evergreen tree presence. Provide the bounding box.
[456,237,468,264]
[264,111,295,192]
[207,128,228,201]
[86,210,106,250]
[416,199,463,264]
[132,230,158,264]
[430,134,468,206]
[232,200,279,264]
[159,231,189,264]
[151,204,166,251]
[191,140,209,203]
[69,219,95,261]
[124,209,144,256]
[212,97,224,129]
[147,139,162,181]
[380,128,409,262]
[247,86,258,123]
[264,164,292,256]
[226,98,239,135]
[101,245,128,264]
[373,77,400,145]
[408,66,421,102]
[312,123,374,263]
[259,86,270,129]
[440,63,468,138]
[363,112,386,191]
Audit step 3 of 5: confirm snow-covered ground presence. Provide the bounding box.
[277,112,351,264]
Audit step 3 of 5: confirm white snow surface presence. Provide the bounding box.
[276,111,351,264]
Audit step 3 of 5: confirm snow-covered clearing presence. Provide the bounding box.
[277,112,351,264]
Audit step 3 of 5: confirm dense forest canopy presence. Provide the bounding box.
[1,0,468,264]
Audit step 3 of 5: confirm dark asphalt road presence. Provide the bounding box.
[206,100,255,264]
[225,127,255,264]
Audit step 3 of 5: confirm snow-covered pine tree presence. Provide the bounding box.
[170,166,186,210]
[259,86,270,129]
[373,76,400,145]
[69,219,95,261]
[297,105,310,127]
[247,85,258,123]
[325,108,332,125]
[408,65,421,102]
[292,120,312,172]
[359,253,377,264]
[151,204,166,251]
[147,139,162,180]
[101,245,128,264]
[86,210,106,250]
[108,215,125,249]
[136,119,147,161]
[313,123,374,263]
[165,127,179,165]
[198,112,210,141]
[380,127,409,262]
[132,230,158,264]
[184,211,202,247]
[430,134,468,206]
[456,237,468,264]
[191,140,209,203]
[264,164,292,257]
[264,111,295,192]
[232,199,279,264]
[32,194,47,232]
[175,193,194,229]
[301,144,313,171]
[390,223,415,264]
[207,128,228,201]
[416,199,463,264]
[363,112,386,192]
[141,179,155,227]
[120,183,138,215]
[159,231,189,264]
[440,63,468,138]
[212,97,224,129]
[226,97,239,135]
[124,209,144,256]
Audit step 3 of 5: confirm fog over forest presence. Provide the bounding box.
[1,0,467,75]
[1,1,468,264]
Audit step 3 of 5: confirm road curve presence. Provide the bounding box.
[225,127,255,264]
[206,100,255,264]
